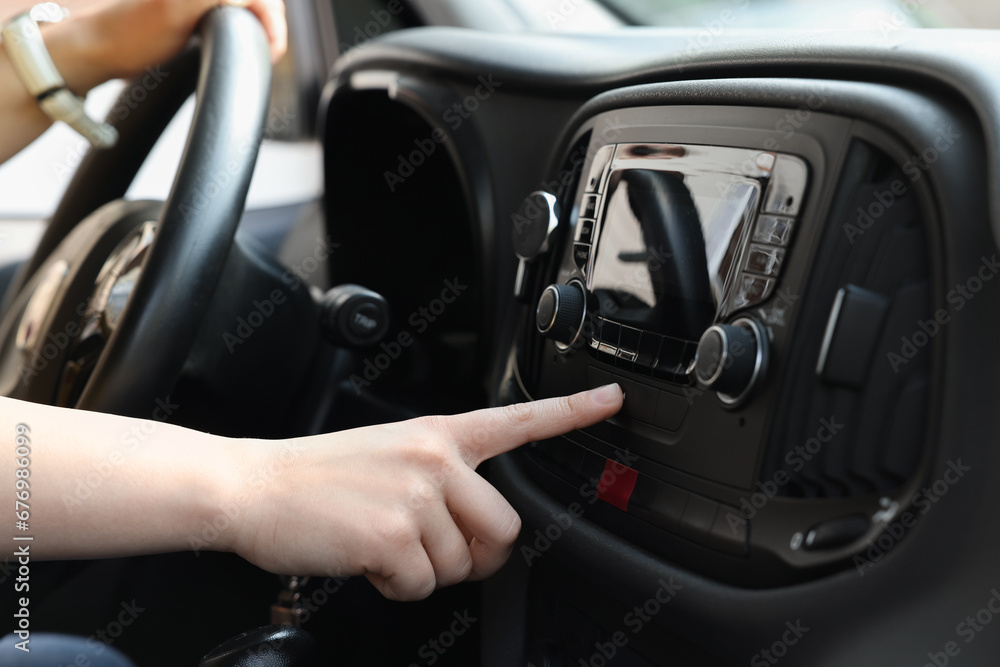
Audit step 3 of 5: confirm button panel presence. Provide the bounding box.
[744,244,786,277]
[753,215,795,246]
[532,419,749,557]
[585,144,616,193]
[585,365,689,432]
[762,154,808,216]
[590,317,694,379]
[575,218,596,244]
[572,150,612,278]
[572,243,592,271]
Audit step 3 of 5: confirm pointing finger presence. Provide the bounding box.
[445,384,623,468]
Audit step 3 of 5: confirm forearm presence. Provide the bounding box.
[0,8,114,164]
[0,395,241,559]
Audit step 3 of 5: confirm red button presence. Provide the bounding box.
[596,459,638,511]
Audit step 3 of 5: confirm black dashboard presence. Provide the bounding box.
[321,26,1000,667]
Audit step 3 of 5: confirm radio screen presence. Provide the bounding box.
[590,168,760,341]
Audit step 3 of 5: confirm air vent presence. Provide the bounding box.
[762,140,935,498]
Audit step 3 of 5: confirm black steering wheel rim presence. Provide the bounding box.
[1,7,272,417]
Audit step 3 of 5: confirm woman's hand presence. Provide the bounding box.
[227,385,624,601]
[45,0,286,93]
[4,385,621,601]
[0,0,285,163]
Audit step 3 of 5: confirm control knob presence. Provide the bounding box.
[536,282,587,349]
[693,317,768,405]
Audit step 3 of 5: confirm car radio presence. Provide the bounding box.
[535,141,807,404]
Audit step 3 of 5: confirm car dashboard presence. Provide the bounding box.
[319,26,1000,667]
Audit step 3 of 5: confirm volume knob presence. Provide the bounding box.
[693,318,768,405]
[536,282,586,348]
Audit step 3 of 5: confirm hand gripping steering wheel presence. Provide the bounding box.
[0,7,272,417]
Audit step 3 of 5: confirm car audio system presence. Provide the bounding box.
[511,105,938,586]
[538,141,806,404]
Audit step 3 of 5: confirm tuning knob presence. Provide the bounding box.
[693,317,768,405]
[536,282,586,348]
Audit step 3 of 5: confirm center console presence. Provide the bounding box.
[510,103,938,587]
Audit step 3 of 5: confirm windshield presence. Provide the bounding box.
[599,0,1000,29]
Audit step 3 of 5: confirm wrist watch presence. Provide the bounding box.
[1,2,118,148]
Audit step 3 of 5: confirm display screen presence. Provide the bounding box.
[589,168,760,341]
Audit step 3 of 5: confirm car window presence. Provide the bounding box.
[597,0,1000,29]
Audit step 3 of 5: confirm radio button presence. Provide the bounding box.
[598,342,618,357]
[635,332,661,370]
[655,390,689,431]
[618,326,641,354]
[733,274,776,310]
[678,494,718,541]
[586,365,615,391]
[655,336,687,372]
[753,215,795,246]
[616,349,638,366]
[572,243,592,271]
[762,154,808,216]
[599,320,620,348]
[622,380,658,423]
[575,218,596,244]
[630,480,688,532]
[744,244,785,277]
[708,505,749,555]
[585,144,616,193]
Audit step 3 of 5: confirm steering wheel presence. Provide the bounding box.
[0,7,271,417]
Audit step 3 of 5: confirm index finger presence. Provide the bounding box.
[445,384,623,468]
